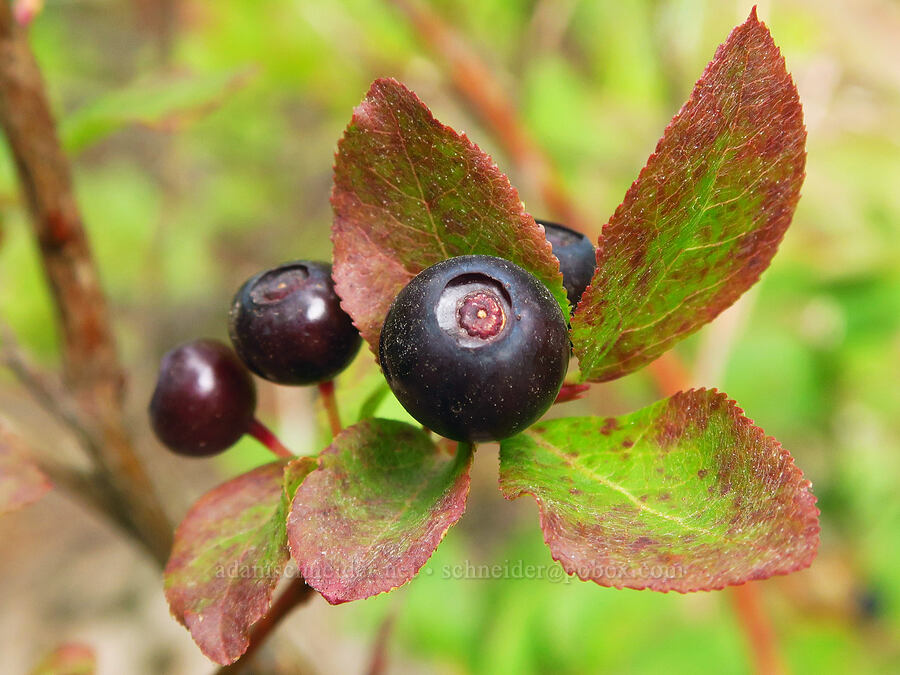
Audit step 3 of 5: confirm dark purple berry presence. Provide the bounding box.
[228,261,362,385]
[379,255,569,442]
[149,339,256,457]
[536,219,596,307]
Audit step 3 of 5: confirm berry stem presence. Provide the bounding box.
[247,418,294,459]
[318,380,343,437]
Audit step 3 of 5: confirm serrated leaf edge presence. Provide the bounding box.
[500,388,820,592]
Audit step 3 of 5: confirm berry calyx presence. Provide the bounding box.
[149,339,256,457]
[536,219,597,307]
[229,261,362,385]
[379,255,570,442]
[457,291,505,338]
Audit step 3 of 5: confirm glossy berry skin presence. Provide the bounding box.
[536,219,596,307]
[229,261,362,385]
[149,339,256,457]
[379,255,569,442]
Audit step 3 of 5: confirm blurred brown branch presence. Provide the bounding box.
[366,607,398,675]
[0,3,171,565]
[732,583,788,675]
[386,0,591,235]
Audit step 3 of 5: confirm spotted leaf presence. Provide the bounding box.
[499,389,819,591]
[287,419,473,604]
[572,9,806,381]
[164,459,315,665]
[332,77,568,355]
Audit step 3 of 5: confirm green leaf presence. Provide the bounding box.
[358,379,391,421]
[571,9,805,382]
[499,389,819,592]
[61,69,254,155]
[29,644,95,675]
[287,419,473,604]
[164,459,315,665]
[0,425,51,517]
[331,78,568,354]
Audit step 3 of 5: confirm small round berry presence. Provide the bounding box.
[536,219,596,307]
[228,261,362,385]
[149,339,256,457]
[379,255,570,442]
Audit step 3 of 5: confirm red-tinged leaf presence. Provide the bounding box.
[287,419,473,604]
[0,427,51,516]
[554,383,591,404]
[572,9,805,382]
[331,77,568,354]
[29,644,95,675]
[164,459,315,665]
[499,389,819,592]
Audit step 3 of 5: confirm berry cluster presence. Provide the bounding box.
[149,261,361,457]
[149,221,594,454]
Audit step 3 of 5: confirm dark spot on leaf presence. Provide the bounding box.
[631,536,656,551]
[601,417,619,435]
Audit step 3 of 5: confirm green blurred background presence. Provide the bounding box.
[0,0,898,673]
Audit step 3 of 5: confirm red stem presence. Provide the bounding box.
[216,385,347,670]
[386,0,591,234]
[318,380,343,438]
[366,610,397,675]
[646,351,694,396]
[216,579,315,674]
[731,583,787,675]
[645,352,785,675]
[247,418,294,459]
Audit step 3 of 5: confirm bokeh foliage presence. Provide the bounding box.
[1,0,898,672]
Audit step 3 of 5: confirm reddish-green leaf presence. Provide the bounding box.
[287,419,473,604]
[29,644,95,675]
[554,383,591,404]
[165,459,315,665]
[0,427,51,516]
[499,389,819,592]
[572,9,805,382]
[331,77,568,353]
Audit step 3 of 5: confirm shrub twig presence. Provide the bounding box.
[0,3,172,566]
